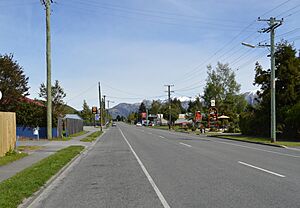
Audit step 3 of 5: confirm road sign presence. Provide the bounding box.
[95,114,100,121]
[211,100,215,107]
[92,106,97,114]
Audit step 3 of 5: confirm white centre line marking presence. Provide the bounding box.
[159,136,165,139]
[179,142,192,148]
[148,132,153,135]
[119,128,171,208]
[238,161,286,178]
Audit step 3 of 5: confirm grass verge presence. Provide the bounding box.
[80,131,102,142]
[212,135,300,147]
[0,145,84,208]
[0,151,28,167]
[52,131,88,141]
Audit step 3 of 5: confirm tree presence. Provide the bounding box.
[203,62,241,109]
[80,100,93,122]
[240,41,300,139]
[187,97,203,113]
[127,112,137,123]
[0,54,30,112]
[171,98,186,113]
[39,80,66,119]
[138,102,146,114]
[138,102,147,120]
[149,100,161,115]
[203,62,246,131]
[162,102,180,125]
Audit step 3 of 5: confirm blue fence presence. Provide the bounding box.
[16,127,58,139]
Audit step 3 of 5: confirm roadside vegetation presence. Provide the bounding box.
[80,131,102,142]
[0,145,84,208]
[210,135,300,147]
[52,130,88,141]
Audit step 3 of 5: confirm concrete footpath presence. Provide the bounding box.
[0,126,103,183]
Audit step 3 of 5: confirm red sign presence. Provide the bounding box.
[141,112,147,119]
[195,111,202,122]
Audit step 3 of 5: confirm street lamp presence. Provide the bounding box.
[241,40,276,142]
[241,42,256,48]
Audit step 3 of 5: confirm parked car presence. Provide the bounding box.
[136,122,142,127]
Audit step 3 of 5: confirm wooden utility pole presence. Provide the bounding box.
[42,0,53,139]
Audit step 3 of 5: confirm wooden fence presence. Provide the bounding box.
[0,112,16,157]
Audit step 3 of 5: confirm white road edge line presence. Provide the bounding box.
[118,128,171,208]
[179,142,192,148]
[238,161,286,178]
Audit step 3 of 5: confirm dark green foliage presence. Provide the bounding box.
[149,100,162,114]
[187,97,203,113]
[203,62,247,129]
[138,102,146,114]
[284,102,300,140]
[80,100,93,123]
[162,102,181,124]
[39,80,66,119]
[15,102,47,127]
[240,41,300,140]
[0,54,30,112]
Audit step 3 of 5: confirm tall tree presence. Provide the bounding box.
[247,41,300,138]
[162,102,180,125]
[187,97,203,113]
[39,80,66,118]
[80,100,93,122]
[0,54,30,112]
[203,62,241,110]
[203,62,246,131]
[149,100,161,115]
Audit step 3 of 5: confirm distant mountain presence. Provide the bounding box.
[243,90,259,106]
[108,93,258,119]
[108,103,140,119]
[108,98,192,118]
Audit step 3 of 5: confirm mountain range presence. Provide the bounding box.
[108,91,259,119]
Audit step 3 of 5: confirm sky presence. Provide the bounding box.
[0,0,300,110]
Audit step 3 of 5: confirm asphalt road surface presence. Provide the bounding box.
[29,123,300,208]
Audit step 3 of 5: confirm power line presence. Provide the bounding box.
[171,0,294,86]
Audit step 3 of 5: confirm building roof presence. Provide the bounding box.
[64,114,83,120]
[175,118,192,124]
[21,97,45,107]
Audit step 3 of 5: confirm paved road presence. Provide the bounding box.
[28,123,300,208]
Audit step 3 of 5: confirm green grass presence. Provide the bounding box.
[52,131,88,141]
[213,135,300,147]
[80,131,102,142]
[0,151,28,167]
[150,125,170,130]
[0,145,84,208]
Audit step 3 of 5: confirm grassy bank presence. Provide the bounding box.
[80,131,102,142]
[0,151,28,167]
[52,131,88,141]
[0,145,84,208]
[212,135,300,147]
